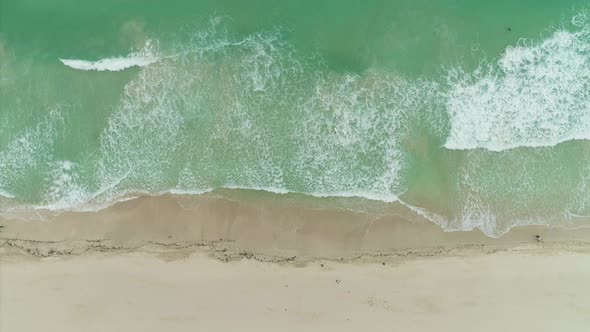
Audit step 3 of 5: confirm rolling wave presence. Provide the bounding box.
[444,14,590,151]
[2,13,590,237]
[59,40,158,71]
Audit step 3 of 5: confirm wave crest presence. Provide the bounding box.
[60,40,158,72]
[444,22,590,151]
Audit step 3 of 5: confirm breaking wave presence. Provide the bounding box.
[444,13,590,151]
[60,40,158,71]
[2,13,590,237]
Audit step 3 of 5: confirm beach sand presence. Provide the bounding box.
[2,194,590,331]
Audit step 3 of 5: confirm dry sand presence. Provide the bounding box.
[2,194,590,331]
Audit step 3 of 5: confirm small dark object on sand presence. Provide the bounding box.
[382,262,385,266]
[535,235,542,242]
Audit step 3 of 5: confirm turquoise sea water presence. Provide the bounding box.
[1,1,589,236]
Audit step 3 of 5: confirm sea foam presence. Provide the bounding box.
[95,25,416,209]
[444,18,590,151]
[59,40,158,72]
[4,14,590,239]
[0,189,15,198]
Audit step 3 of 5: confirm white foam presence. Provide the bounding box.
[223,185,398,202]
[0,107,62,203]
[292,71,437,202]
[60,41,158,72]
[401,196,583,238]
[444,22,590,151]
[305,190,397,203]
[168,188,215,196]
[92,26,409,206]
[38,160,98,211]
[60,57,156,71]
[0,189,15,198]
[9,16,590,239]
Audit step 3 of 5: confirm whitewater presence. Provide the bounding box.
[2,11,590,237]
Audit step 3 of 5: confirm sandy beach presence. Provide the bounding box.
[2,194,590,331]
[3,1,590,331]
[3,249,590,332]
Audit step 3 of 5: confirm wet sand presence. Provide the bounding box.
[2,194,590,331]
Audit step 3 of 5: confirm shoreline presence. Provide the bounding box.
[3,194,590,331]
[2,193,590,260]
[3,185,589,238]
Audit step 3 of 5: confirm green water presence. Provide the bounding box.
[1,0,590,236]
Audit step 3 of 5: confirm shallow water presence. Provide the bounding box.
[1,1,589,236]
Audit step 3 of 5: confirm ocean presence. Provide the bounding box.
[1,0,589,236]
